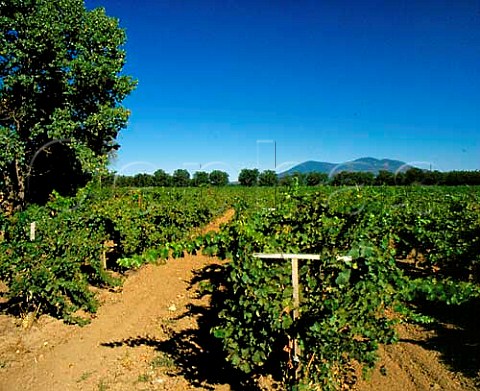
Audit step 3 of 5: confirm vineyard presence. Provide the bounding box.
[187,185,480,389]
[0,184,479,389]
[0,185,233,322]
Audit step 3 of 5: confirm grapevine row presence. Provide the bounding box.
[192,185,480,389]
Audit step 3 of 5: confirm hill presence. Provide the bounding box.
[279,157,410,177]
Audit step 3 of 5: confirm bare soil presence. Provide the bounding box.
[0,209,478,390]
[355,321,479,391]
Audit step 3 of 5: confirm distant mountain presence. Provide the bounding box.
[279,157,410,177]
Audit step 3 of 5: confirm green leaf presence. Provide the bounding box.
[335,269,351,287]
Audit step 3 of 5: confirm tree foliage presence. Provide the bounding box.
[305,171,328,186]
[279,172,306,187]
[172,169,190,187]
[132,173,154,187]
[209,170,229,186]
[192,171,209,186]
[0,0,136,212]
[153,169,172,187]
[107,167,480,189]
[375,170,395,185]
[238,168,259,187]
[258,170,278,187]
[332,171,375,186]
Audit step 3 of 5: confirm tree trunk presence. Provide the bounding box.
[1,173,17,215]
[1,160,25,215]
[14,158,26,211]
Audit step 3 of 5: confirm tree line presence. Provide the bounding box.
[107,169,230,187]
[105,167,480,188]
[280,168,480,186]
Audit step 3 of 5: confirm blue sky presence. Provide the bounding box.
[86,0,480,179]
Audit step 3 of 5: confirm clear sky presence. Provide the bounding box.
[86,0,480,180]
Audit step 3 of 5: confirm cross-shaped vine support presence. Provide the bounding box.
[252,253,323,379]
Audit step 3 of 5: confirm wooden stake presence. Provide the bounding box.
[252,253,350,381]
[291,257,301,364]
[30,222,36,241]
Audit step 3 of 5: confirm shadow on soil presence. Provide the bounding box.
[405,298,480,387]
[397,260,480,387]
[101,263,262,390]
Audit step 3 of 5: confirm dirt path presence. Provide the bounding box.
[0,208,478,391]
[0,210,236,391]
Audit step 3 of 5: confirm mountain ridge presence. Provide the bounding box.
[279,157,411,177]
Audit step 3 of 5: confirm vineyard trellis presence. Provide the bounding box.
[253,253,320,368]
[198,185,480,389]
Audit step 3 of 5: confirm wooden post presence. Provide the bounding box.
[252,254,322,366]
[252,253,351,379]
[291,257,300,362]
[29,222,36,241]
[291,257,299,320]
